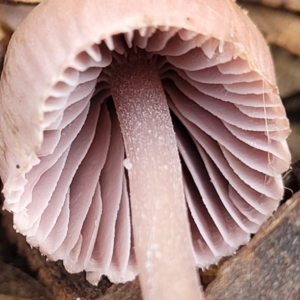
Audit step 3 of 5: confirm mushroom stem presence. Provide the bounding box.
[110,59,204,300]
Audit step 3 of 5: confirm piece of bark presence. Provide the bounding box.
[206,191,300,300]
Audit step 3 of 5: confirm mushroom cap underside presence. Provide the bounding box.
[0,0,291,283]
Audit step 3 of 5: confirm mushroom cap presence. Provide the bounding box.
[0,0,291,283]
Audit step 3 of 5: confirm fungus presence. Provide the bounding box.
[0,0,291,299]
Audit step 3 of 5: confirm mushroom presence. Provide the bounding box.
[0,0,291,299]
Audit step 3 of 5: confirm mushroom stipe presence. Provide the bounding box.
[110,57,202,298]
[0,0,291,299]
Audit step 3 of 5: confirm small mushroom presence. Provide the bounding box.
[0,0,291,299]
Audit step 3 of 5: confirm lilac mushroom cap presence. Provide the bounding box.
[0,0,291,299]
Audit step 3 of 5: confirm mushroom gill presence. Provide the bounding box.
[0,0,291,299]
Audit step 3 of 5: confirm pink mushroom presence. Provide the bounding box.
[0,0,291,299]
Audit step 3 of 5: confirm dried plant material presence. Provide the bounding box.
[271,45,300,98]
[206,191,300,300]
[239,0,300,11]
[199,264,225,289]
[241,3,300,56]
[0,262,54,300]
[101,280,142,300]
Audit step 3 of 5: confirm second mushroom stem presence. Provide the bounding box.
[110,58,204,300]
